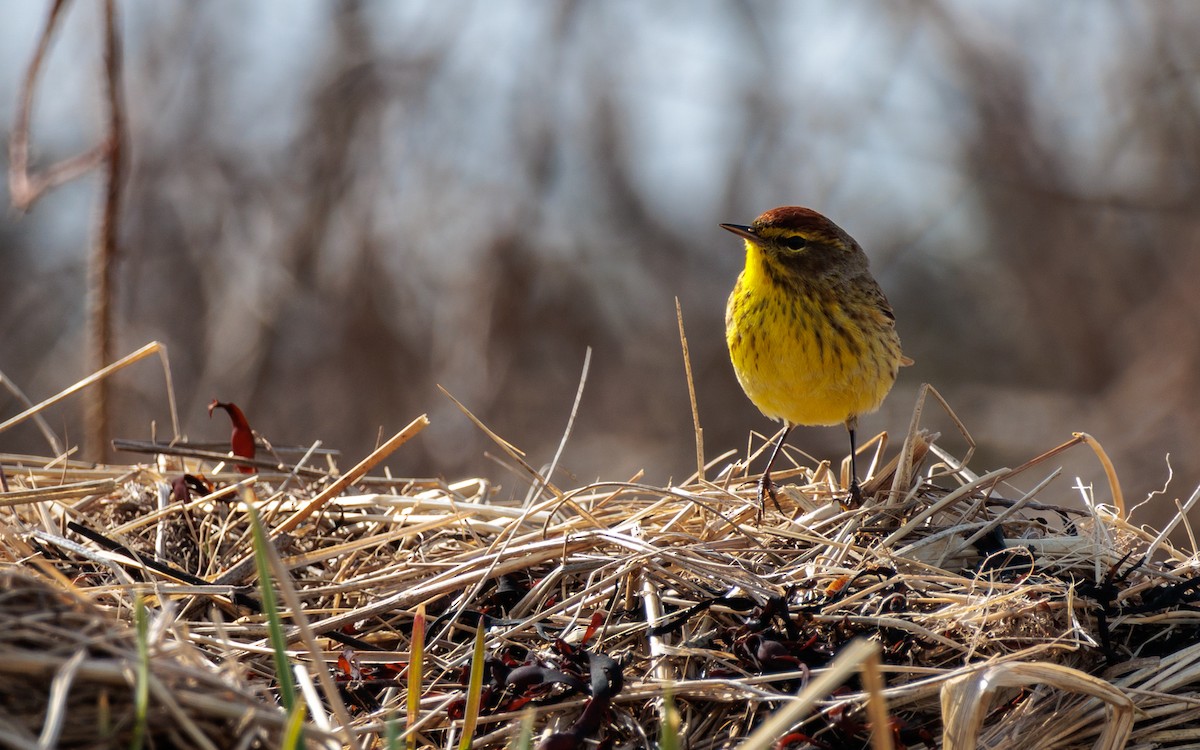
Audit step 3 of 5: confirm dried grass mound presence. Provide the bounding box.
[0,566,305,749]
[4,380,1200,749]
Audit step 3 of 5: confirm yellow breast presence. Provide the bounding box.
[725,251,901,427]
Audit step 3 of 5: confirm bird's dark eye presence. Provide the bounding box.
[782,235,808,251]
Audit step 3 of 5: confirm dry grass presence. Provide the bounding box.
[3,349,1200,749]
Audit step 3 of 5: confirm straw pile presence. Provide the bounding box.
[3,377,1200,749]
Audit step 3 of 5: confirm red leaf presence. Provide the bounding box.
[208,399,256,473]
[581,611,604,645]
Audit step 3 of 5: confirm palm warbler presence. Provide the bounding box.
[722,206,908,513]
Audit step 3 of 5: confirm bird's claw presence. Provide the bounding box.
[756,474,786,521]
[845,479,864,508]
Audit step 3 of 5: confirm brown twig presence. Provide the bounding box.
[85,0,127,463]
[8,0,128,463]
[676,298,705,483]
[7,0,110,211]
[212,415,430,586]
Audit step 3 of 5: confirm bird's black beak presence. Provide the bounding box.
[719,223,757,242]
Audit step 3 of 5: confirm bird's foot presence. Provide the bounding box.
[757,473,786,521]
[844,479,864,508]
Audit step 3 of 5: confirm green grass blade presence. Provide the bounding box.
[245,495,297,712]
[457,624,487,750]
[407,602,426,750]
[385,711,402,750]
[660,685,680,750]
[281,702,308,750]
[511,708,535,750]
[129,595,149,750]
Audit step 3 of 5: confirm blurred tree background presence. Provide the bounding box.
[2,1,1198,511]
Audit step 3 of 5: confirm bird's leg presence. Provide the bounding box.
[845,417,863,506]
[757,424,792,519]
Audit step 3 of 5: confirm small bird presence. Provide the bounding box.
[722,206,908,514]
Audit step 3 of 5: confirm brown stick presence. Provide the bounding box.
[9,0,128,462]
[8,0,108,211]
[85,0,127,463]
[212,415,430,586]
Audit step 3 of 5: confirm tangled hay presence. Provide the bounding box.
[3,360,1200,749]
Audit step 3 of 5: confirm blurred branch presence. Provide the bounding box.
[7,0,126,462]
[86,0,127,462]
[8,0,109,212]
